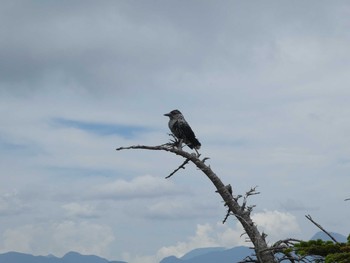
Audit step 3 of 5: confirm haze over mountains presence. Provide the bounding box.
[0,232,347,263]
[160,246,251,263]
[0,251,126,263]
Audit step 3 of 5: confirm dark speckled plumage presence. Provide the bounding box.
[164,110,201,150]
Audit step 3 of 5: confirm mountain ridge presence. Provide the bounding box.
[0,251,126,263]
[160,246,252,263]
[159,231,348,263]
[311,231,347,243]
[0,231,347,263]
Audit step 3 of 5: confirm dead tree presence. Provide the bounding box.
[116,143,277,263]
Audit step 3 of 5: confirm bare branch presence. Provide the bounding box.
[259,238,309,263]
[202,157,210,163]
[165,158,191,179]
[305,214,339,243]
[116,144,170,152]
[222,208,231,224]
[241,186,260,211]
[269,238,302,252]
[116,143,277,263]
[233,194,243,202]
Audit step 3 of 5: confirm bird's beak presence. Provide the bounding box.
[164,113,170,117]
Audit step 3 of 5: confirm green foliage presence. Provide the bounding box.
[326,252,350,263]
[291,235,350,263]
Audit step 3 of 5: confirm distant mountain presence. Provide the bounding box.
[159,246,252,263]
[160,255,182,263]
[159,231,349,263]
[311,231,347,243]
[2,231,347,263]
[181,247,226,260]
[0,251,126,263]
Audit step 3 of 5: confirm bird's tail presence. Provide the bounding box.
[188,138,201,150]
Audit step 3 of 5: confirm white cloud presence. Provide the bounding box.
[62,202,98,218]
[155,222,244,260]
[157,223,217,258]
[142,199,218,220]
[121,253,156,263]
[0,1,350,261]
[279,198,318,212]
[1,225,35,253]
[0,190,27,216]
[0,221,115,258]
[252,210,301,242]
[52,221,115,256]
[94,174,184,200]
[121,223,226,263]
[124,210,300,262]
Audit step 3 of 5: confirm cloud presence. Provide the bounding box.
[118,221,245,263]
[0,221,115,258]
[155,222,244,260]
[252,210,301,242]
[141,199,219,220]
[121,253,156,263]
[0,1,350,262]
[279,198,318,212]
[1,1,231,93]
[155,223,215,258]
[142,210,299,261]
[146,200,196,219]
[62,202,98,219]
[94,175,185,200]
[0,190,27,216]
[4,1,345,96]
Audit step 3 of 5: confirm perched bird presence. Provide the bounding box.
[216,184,233,196]
[164,109,201,150]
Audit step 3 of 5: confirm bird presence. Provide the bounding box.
[164,109,201,151]
[215,184,233,196]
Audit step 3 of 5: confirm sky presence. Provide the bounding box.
[1,1,350,262]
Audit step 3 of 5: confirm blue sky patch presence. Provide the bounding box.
[0,136,43,156]
[52,118,150,139]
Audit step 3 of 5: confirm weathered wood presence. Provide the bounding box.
[116,144,277,263]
